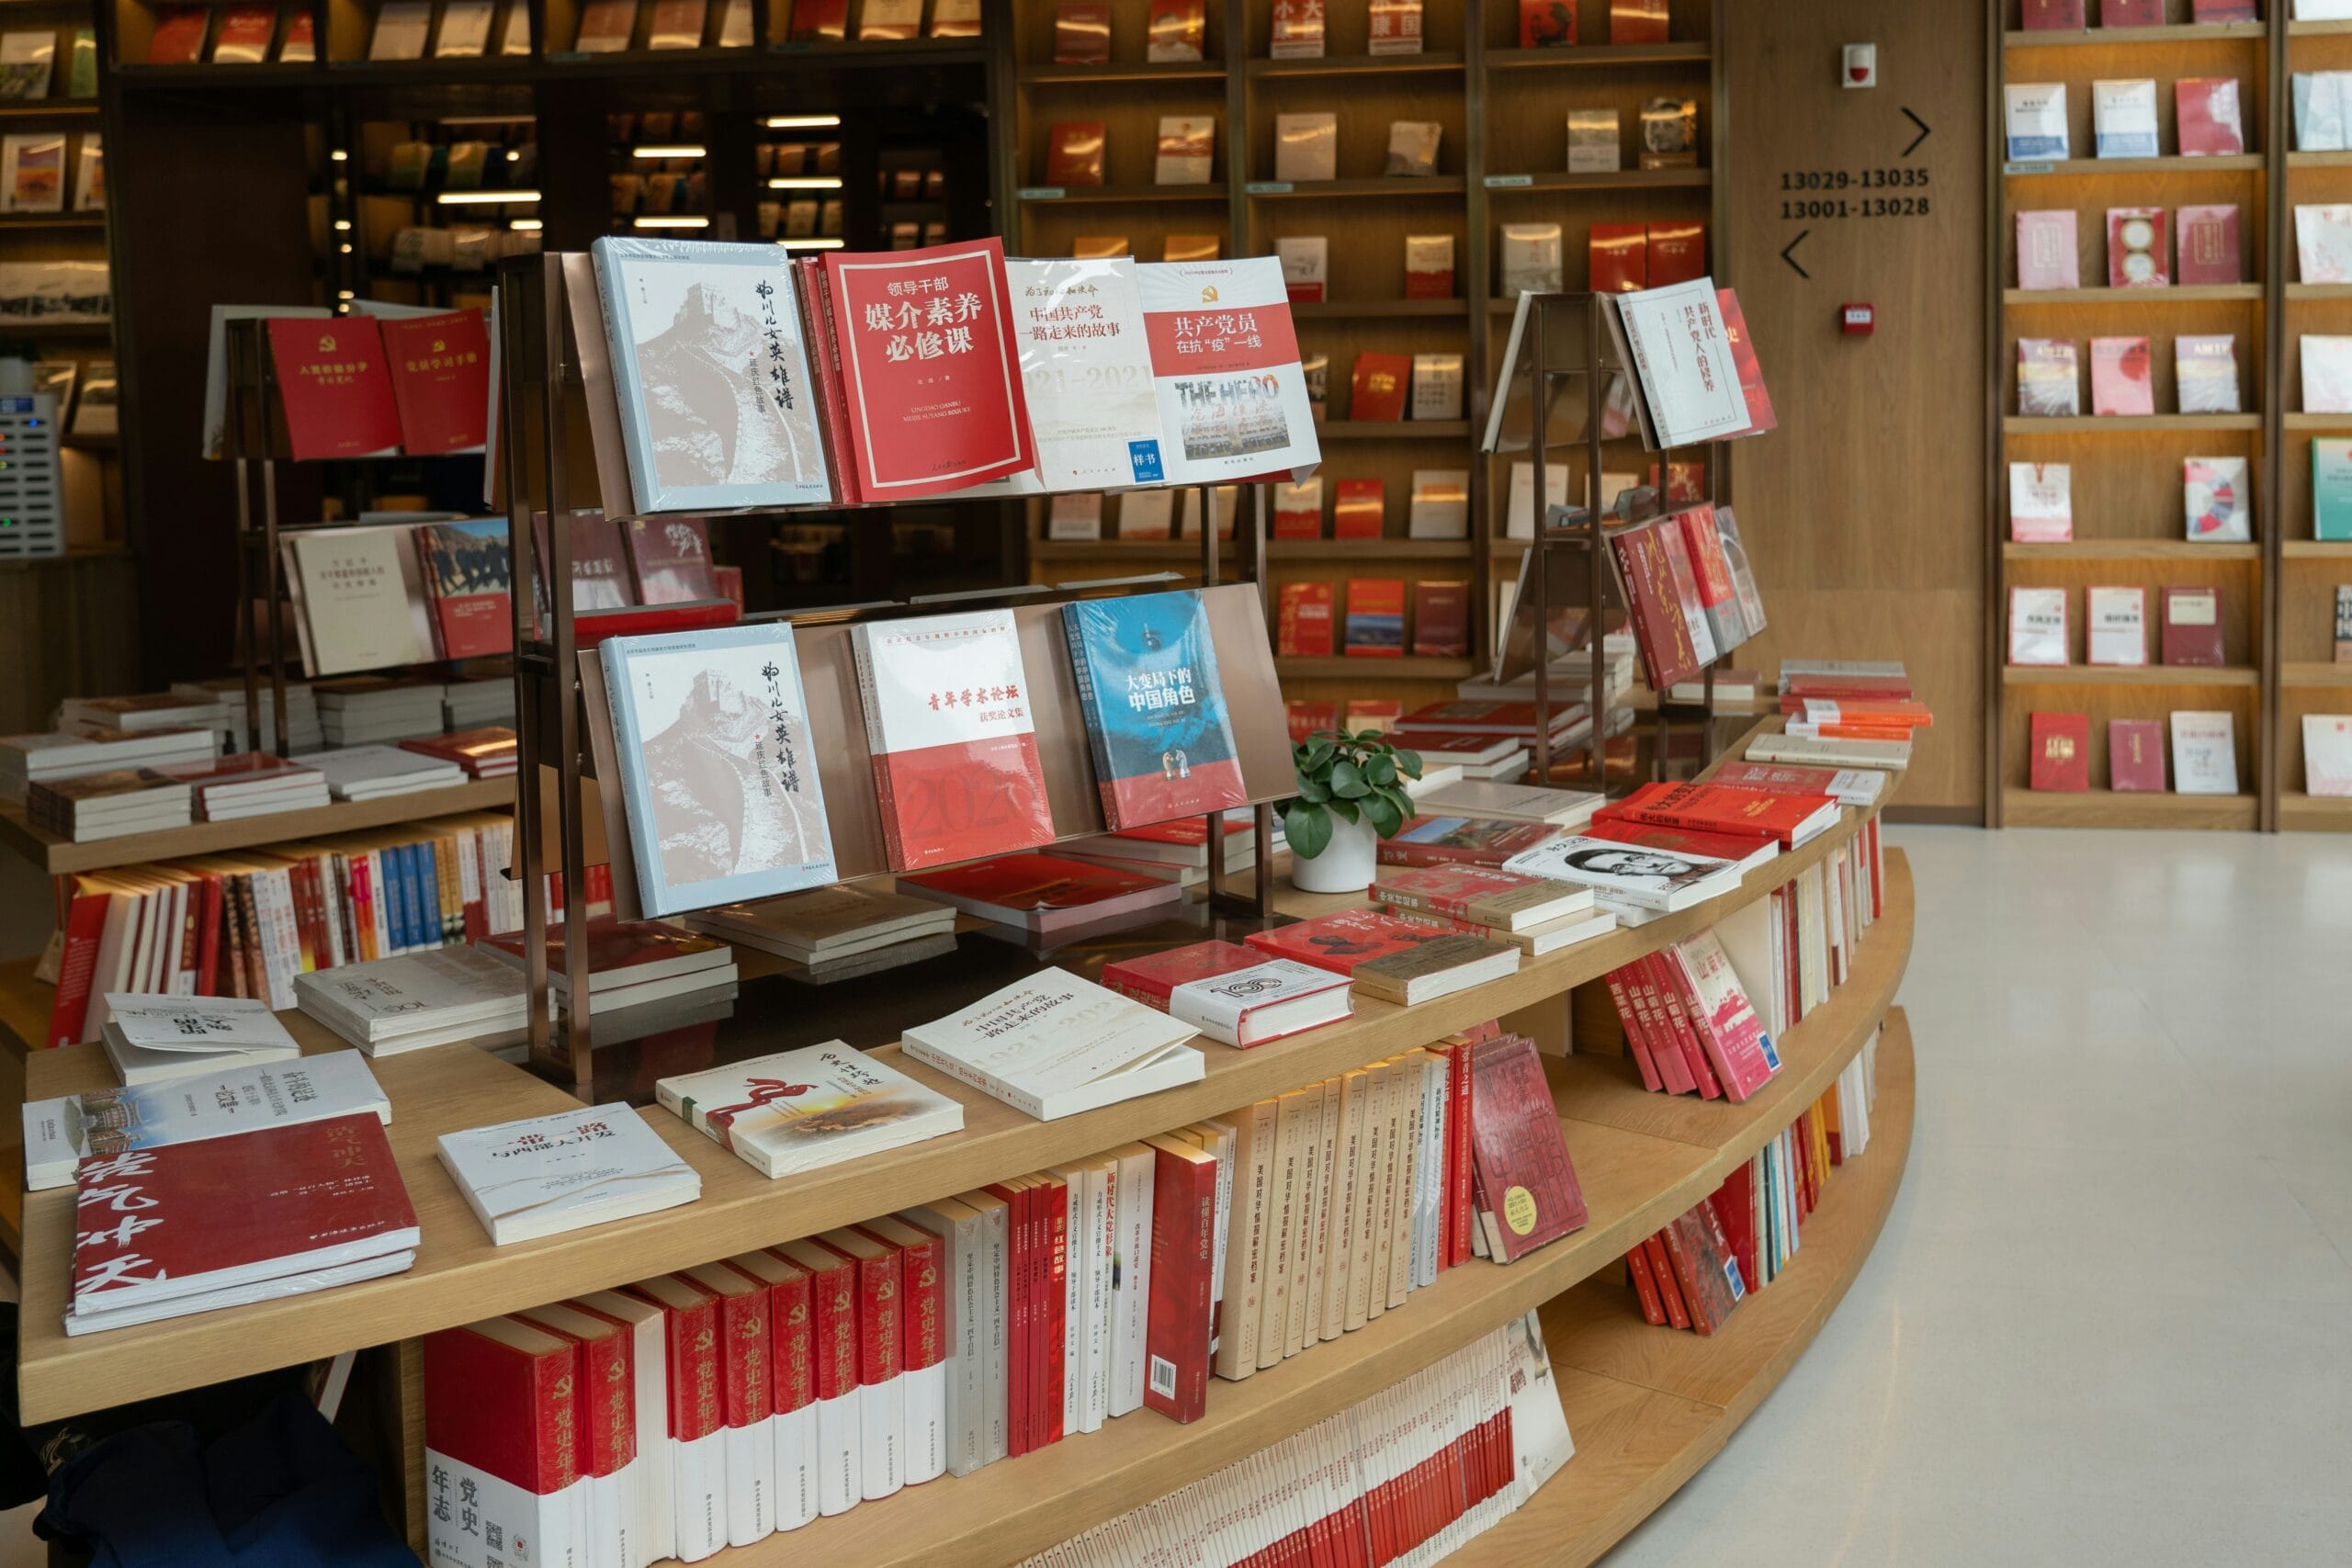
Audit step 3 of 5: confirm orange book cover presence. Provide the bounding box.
[1044,121,1106,187]
[1349,352,1411,422]
[1333,478,1385,537]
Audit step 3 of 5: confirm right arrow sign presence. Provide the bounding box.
[1903,107,1932,158]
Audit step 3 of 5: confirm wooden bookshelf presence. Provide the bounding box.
[2001,785,2258,830]
[0,781,514,876]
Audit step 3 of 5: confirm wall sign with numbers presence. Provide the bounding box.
[1779,166,1932,221]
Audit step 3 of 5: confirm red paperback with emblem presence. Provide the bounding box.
[380,310,490,454]
[1466,1034,1589,1261]
[1243,907,1457,973]
[1597,779,1838,850]
[266,315,401,460]
[821,238,1035,501]
[2029,711,2090,792]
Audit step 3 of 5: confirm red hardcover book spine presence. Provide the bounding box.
[654,1290,725,1444]
[1144,1144,1216,1423]
[1657,1216,1720,1334]
[796,257,862,504]
[1600,968,1665,1093]
[45,882,109,1048]
[1449,1041,1475,1268]
[1643,1234,1690,1329]
[422,1324,582,1498]
[1630,961,1697,1095]
[1625,1244,1668,1325]
[849,1248,901,1407]
[769,1268,814,1416]
[1645,953,1722,1100]
[194,873,223,995]
[986,1180,1031,1455]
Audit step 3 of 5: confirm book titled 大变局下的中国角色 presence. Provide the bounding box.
[1061,588,1245,829]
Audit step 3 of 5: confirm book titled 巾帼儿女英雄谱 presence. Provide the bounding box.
[1061,588,1245,829]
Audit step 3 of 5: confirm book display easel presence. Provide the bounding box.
[1986,0,2352,831]
[10,710,1917,1568]
[1007,0,1726,717]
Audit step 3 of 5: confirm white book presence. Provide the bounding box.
[1273,113,1339,183]
[1502,835,1745,912]
[289,530,438,675]
[2092,78,2159,159]
[1411,780,1600,827]
[657,1041,963,1178]
[1119,487,1176,538]
[1747,729,1912,770]
[1136,256,1322,487]
[2296,203,2352,284]
[439,1103,698,1245]
[1498,223,1563,299]
[96,994,298,1086]
[1256,1089,1308,1365]
[955,1188,1011,1462]
[0,31,51,98]
[2005,82,2069,161]
[1275,236,1329,302]
[297,945,528,1048]
[1077,1158,1114,1428]
[899,1196,989,1472]
[1283,1084,1324,1356]
[1295,1090,1338,1349]
[1107,1140,1156,1415]
[1417,1053,1445,1289]
[305,744,461,798]
[2008,461,2072,543]
[2085,585,2147,667]
[1046,492,1102,539]
[2185,455,2253,540]
[1566,107,1621,174]
[1193,1119,1236,1361]
[2304,714,2352,796]
[982,258,1164,492]
[2305,334,2352,413]
[2171,710,2240,795]
[1611,278,1751,445]
[435,0,496,54]
[901,971,1202,1122]
[1410,354,1464,422]
[1503,460,1569,540]
[590,236,832,513]
[769,1399,817,1534]
[1154,115,1215,185]
[571,1289,673,1568]
[2008,585,2069,665]
[1119,953,1351,1048]
[23,1050,386,1191]
[370,0,434,60]
[65,1249,416,1337]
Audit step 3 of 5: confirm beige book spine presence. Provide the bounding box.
[1324,1067,1368,1340]
[1360,1061,1396,1324]
[1388,1047,1425,1309]
[1255,1088,1312,1370]
[1283,1081,1326,1358]
[1298,1075,1342,1348]
[1214,1097,1277,1381]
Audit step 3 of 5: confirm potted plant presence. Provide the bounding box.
[1279,728,1423,894]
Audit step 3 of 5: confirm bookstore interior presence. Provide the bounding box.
[0,0,2344,1564]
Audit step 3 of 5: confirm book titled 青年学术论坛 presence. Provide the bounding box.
[1062,588,1245,828]
[600,620,838,916]
[657,1041,964,1178]
[900,972,1204,1121]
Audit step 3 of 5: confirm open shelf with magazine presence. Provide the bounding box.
[1990,0,2277,829]
[11,709,1917,1568]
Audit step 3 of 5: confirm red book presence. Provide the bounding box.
[2191,0,2254,21]
[2029,711,2091,792]
[1644,951,1721,1099]
[794,256,864,506]
[1277,581,1334,656]
[1674,504,1734,607]
[2161,584,2224,665]
[1447,1034,1476,1264]
[1144,1136,1218,1422]
[211,4,277,61]
[1273,483,1321,538]
[2176,204,2242,286]
[818,1228,904,1479]
[1625,1243,1668,1325]
[1344,577,1406,657]
[2176,78,2244,156]
[380,310,490,454]
[1243,907,1462,974]
[1644,1233,1690,1327]
[1646,220,1705,287]
[477,918,729,990]
[1037,1172,1069,1447]
[679,1263,771,1438]
[1518,0,1574,47]
[417,520,514,660]
[1285,698,1336,739]
[46,879,113,1048]
[1465,1034,1588,1261]
[821,238,1034,500]
[1333,478,1385,537]
[1582,816,1771,867]
[1395,700,1584,739]
[1053,1,1112,62]
[511,1305,635,1489]
[1349,353,1412,423]
[2107,208,2169,288]
[266,316,401,460]
[1664,931,1778,1100]
[147,6,209,62]
[1589,222,1647,293]
[422,1318,582,1561]
[574,598,741,648]
[623,515,719,604]
[2103,0,2160,20]
[1711,1168,1759,1303]
[1375,813,1559,867]
[1411,581,1469,657]
[900,852,1175,932]
[1102,939,1352,1047]
[1597,779,1838,850]
[1603,965,1669,1092]
[2109,717,2167,791]
[1716,288,1778,434]
[72,1113,418,1316]
[725,1250,814,1427]
[2021,0,2085,26]
[772,1235,856,1421]
[1043,122,1107,187]
[1609,0,1666,41]
[1658,1203,1740,1334]
[1608,520,1705,693]
[788,0,848,39]
[858,1217,945,1385]
[2089,336,2154,416]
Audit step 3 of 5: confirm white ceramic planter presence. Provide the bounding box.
[1288,811,1378,894]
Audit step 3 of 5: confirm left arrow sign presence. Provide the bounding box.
[1781,230,1811,279]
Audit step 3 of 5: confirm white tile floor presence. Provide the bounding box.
[1605,826,2352,1567]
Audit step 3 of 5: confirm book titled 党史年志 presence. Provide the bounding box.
[657,1041,964,1178]
[593,236,832,514]
[1061,588,1246,828]
[600,620,838,916]
[900,972,1204,1121]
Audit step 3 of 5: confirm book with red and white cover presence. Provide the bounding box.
[623,516,720,605]
[2106,208,2167,288]
[1102,939,1353,1047]
[1609,517,1707,692]
[380,309,490,454]
[2110,717,2166,792]
[1143,1134,1218,1422]
[1375,814,1562,867]
[677,1263,774,1546]
[416,519,513,661]
[900,852,1180,933]
[1243,908,1459,975]
[2009,460,2073,542]
[2008,585,2069,665]
[71,1111,418,1321]
[1597,779,1840,850]
[2030,711,2091,792]
[571,1289,675,1565]
[1137,256,1320,485]
[2090,335,2154,416]
[1465,1034,1588,1262]
[903,972,1203,1122]
[1715,288,1778,436]
[850,609,1053,871]
[717,1251,815,1532]
[2161,584,2224,665]
[822,239,1034,500]
[509,1303,637,1568]
[266,315,401,460]
[2297,204,2352,285]
[2177,203,2242,286]
[1372,863,1591,931]
[771,1239,859,1516]
[2086,584,2147,666]
[814,1230,905,1501]
[2015,209,2078,290]
[1706,760,1886,810]
[1665,930,1781,1100]
[857,1216,948,1483]
[623,1272,729,1557]
[2176,77,2245,157]
[423,1317,587,1568]
[1277,581,1335,656]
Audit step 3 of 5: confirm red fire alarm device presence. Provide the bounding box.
[1841,303,1874,334]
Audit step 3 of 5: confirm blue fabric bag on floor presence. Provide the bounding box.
[37,1390,413,1568]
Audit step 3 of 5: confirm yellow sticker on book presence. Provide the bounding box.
[1504,1184,1538,1236]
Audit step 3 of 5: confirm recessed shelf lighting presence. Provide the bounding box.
[776,237,846,249]
[767,176,843,190]
[510,218,543,231]
[437,189,541,204]
[633,145,707,160]
[764,115,842,130]
[634,215,711,229]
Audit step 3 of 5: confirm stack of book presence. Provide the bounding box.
[400,726,516,780]
[1498,831,1747,924]
[0,726,217,803]
[900,853,1185,938]
[1101,938,1354,1048]
[1594,778,1842,852]
[682,886,958,981]
[94,992,300,1086]
[479,919,738,1017]
[1756,660,1925,769]
[27,768,194,842]
[1599,926,1780,1102]
[659,1040,966,1179]
[1057,818,1261,887]
[1246,908,1523,1005]
[154,753,331,820]
[444,676,517,732]
[67,1111,418,1336]
[438,1102,700,1246]
[297,945,536,1056]
[59,692,229,739]
[903,971,1204,1119]
[1371,863,1618,957]
[309,743,466,801]
[315,677,447,746]
[172,676,324,754]
[1410,779,1600,829]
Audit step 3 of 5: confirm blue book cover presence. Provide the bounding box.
[394,844,422,953]
[381,846,410,953]
[416,839,444,945]
[1060,588,1247,829]
[598,620,838,917]
[590,235,833,516]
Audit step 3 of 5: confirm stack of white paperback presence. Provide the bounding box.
[0,727,217,802]
[1503,834,1747,923]
[155,753,332,820]
[171,676,325,753]
[445,676,517,731]
[438,1102,699,1243]
[683,886,957,978]
[317,679,447,745]
[657,1040,965,1178]
[309,744,465,801]
[59,693,231,737]
[97,994,301,1086]
[901,971,1203,1121]
[23,1047,389,1191]
[477,918,739,1016]
[297,945,537,1055]
[1414,780,1601,829]
[1056,821,1262,887]
[26,768,194,841]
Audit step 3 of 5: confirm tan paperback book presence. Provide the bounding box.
[1298,1077,1341,1349]
[1385,1049,1421,1309]
[1255,1087,1314,1370]
[1351,1060,1392,1327]
[1213,1096,1277,1381]
[1321,1067,1369,1340]
[1283,1079,1325,1357]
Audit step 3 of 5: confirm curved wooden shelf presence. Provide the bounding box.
[1443,1007,1916,1567]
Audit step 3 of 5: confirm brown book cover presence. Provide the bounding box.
[1467,1033,1589,1262]
[1411,580,1469,657]
[1053,1,1111,62]
[1043,122,1106,187]
[1351,932,1517,1006]
[2160,585,2224,666]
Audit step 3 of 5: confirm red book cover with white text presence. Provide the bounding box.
[380,309,491,454]
[1144,1136,1218,1423]
[2175,78,2245,157]
[266,315,401,460]
[1582,815,1771,865]
[1715,288,1778,435]
[1597,779,1836,849]
[1466,1034,1589,1261]
[1664,929,1781,1100]
[821,238,1034,500]
[423,1317,584,1568]
[1375,813,1562,867]
[1242,907,1457,974]
[623,516,720,604]
[818,1227,905,1495]
[852,610,1053,870]
[72,1112,417,1315]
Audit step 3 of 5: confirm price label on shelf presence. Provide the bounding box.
[1017,187,1068,201]
[1245,181,1294,195]
[1483,175,1534,188]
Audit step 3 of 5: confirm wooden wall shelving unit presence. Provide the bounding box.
[1987,1,2352,830]
[1012,0,1726,716]
[15,716,1914,1566]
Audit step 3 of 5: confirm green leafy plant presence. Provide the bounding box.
[1279,728,1423,860]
